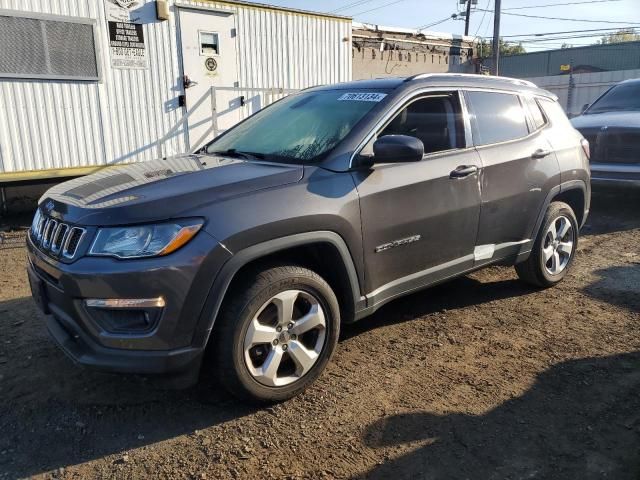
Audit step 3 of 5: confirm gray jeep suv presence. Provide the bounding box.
[27,74,591,402]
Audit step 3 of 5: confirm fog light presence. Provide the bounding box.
[83,297,165,333]
[85,297,165,308]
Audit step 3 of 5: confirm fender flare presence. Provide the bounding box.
[192,231,363,348]
[531,179,589,241]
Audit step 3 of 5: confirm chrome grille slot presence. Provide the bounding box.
[51,223,69,254]
[30,209,86,260]
[36,215,47,241]
[30,208,43,241]
[62,227,85,259]
[42,219,57,248]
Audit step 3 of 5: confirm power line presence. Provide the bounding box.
[473,0,491,37]
[352,0,410,16]
[329,0,372,14]
[476,9,640,25]
[416,15,457,31]
[503,0,621,10]
[513,30,638,42]
[500,26,640,38]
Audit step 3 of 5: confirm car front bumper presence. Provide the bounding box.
[26,230,231,379]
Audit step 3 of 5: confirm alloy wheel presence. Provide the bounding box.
[243,290,327,387]
[542,215,574,275]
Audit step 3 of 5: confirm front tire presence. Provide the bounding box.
[212,265,340,403]
[515,201,579,288]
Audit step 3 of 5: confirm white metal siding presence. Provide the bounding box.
[529,69,640,117]
[176,1,352,120]
[0,0,188,174]
[0,0,351,175]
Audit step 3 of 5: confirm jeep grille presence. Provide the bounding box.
[30,209,86,260]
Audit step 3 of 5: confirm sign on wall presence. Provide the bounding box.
[105,0,148,69]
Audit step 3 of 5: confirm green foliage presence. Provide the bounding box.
[598,29,640,44]
[478,39,526,58]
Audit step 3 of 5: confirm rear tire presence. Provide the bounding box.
[211,265,340,403]
[515,201,578,288]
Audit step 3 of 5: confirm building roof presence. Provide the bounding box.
[353,21,476,43]
[198,0,351,21]
[487,41,640,78]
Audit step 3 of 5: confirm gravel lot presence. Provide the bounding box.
[1,187,639,480]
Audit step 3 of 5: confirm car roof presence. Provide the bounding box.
[311,73,555,99]
[619,77,640,85]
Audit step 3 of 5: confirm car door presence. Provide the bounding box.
[350,91,482,304]
[464,90,560,263]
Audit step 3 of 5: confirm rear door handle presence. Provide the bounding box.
[450,165,479,179]
[532,148,551,159]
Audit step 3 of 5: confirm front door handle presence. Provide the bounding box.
[532,148,551,159]
[450,165,478,179]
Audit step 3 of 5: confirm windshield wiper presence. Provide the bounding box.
[209,149,267,160]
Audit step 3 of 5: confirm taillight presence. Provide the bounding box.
[580,138,590,160]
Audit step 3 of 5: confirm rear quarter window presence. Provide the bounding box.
[465,91,530,146]
[525,96,547,130]
[538,97,573,129]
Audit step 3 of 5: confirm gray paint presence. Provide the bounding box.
[26,74,590,381]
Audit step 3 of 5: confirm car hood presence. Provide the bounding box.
[40,154,304,226]
[571,111,640,130]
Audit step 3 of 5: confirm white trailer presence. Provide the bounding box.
[0,0,352,184]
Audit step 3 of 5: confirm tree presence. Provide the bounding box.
[598,29,640,44]
[477,39,526,58]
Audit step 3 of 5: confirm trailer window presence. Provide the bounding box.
[0,12,99,81]
[199,31,219,55]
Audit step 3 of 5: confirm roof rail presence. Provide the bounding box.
[405,73,537,88]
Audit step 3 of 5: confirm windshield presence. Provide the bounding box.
[587,83,640,114]
[204,90,387,163]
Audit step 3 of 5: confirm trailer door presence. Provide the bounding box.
[178,8,240,150]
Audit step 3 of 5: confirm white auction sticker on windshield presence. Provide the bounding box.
[337,92,387,102]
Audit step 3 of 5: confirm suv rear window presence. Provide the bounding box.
[466,91,529,146]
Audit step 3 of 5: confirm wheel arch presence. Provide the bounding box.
[533,180,588,238]
[555,182,587,227]
[192,231,364,349]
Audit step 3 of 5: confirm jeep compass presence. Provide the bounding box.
[27,74,591,402]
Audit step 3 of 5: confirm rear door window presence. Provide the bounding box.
[465,91,530,146]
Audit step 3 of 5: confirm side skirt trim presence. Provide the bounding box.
[474,239,531,261]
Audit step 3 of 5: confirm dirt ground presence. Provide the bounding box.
[1,187,639,480]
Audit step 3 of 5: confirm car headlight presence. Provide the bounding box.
[89,220,203,259]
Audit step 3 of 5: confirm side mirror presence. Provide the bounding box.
[372,135,424,164]
[581,103,590,113]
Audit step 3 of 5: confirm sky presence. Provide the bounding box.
[261,0,640,52]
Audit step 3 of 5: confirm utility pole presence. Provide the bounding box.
[464,0,472,36]
[491,0,501,75]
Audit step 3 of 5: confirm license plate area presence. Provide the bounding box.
[28,267,50,314]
